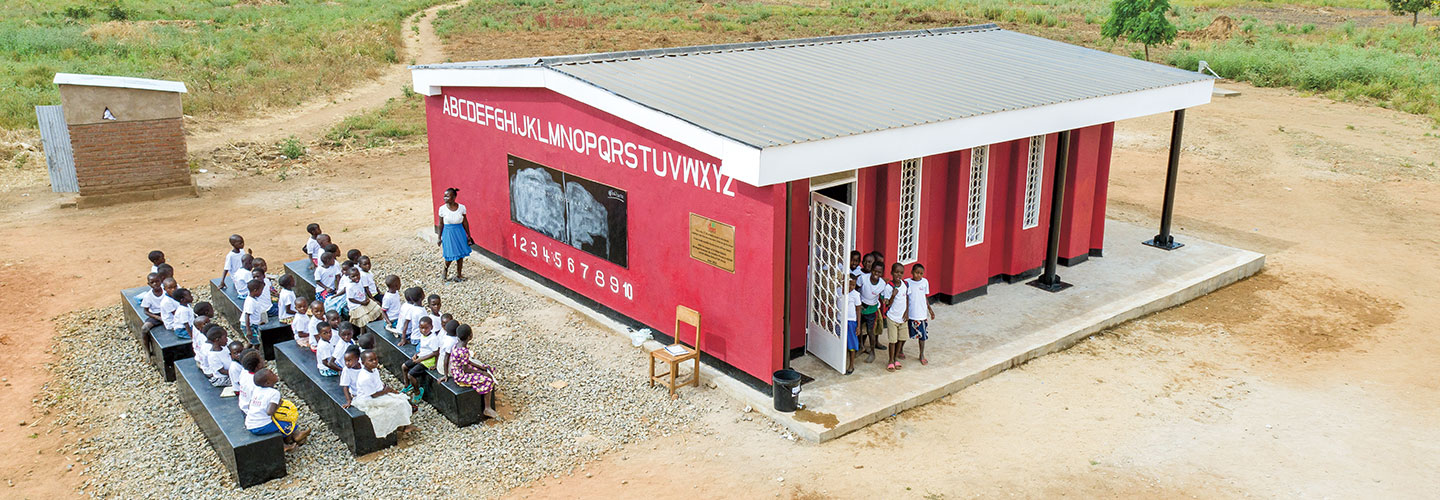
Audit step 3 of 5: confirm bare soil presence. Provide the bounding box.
[4,13,1440,500]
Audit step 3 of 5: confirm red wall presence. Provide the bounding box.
[425,87,787,381]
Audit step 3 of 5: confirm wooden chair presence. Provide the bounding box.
[649,305,701,399]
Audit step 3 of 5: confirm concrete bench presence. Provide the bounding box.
[364,321,486,427]
[283,259,317,302]
[272,340,396,456]
[175,358,286,488]
[120,286,193,382]
[209,278,294,360]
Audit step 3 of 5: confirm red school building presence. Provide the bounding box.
[411,25,1213,385]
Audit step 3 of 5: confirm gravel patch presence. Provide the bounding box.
[39,240,705,498]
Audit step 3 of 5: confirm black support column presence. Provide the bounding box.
[782,181,793,369]
[1143,109,1187,251]
[1029,129,1073,293]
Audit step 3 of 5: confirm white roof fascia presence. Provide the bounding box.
[410,68,1211,187]
[52,73,187,93]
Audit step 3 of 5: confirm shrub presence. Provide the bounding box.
[280,138,305,159]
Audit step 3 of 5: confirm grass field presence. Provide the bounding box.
[434,0,1438,121]
[0,0,446,131]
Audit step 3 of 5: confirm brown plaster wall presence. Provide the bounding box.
[58,85,182,126]
[70,117,191,196]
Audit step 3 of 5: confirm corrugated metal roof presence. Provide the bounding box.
[415,24,1209,149]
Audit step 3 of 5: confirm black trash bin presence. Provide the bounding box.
[772,369,801,412]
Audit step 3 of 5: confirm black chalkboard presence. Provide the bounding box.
[508,155,628,268]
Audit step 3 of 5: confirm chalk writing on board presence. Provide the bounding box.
[508,155,628,268]
[509,167,566,242]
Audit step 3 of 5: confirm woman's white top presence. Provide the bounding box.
[438,203,467,225]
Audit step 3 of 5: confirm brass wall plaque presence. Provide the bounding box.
[688,213,735,273]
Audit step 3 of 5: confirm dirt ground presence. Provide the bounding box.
[4,20,1440,500]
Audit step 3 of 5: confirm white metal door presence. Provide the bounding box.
[806,191,853,373]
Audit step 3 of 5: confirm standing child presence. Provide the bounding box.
[219,234,248,294]
[906,263,935,365]
[312,322,335,375]
[344,351,416,437]
[844,279,861,375]
[302,223,322,267]
[439,324,499,419]
[168,288,196,340]
[245,369,311,451]
[344,267,385,326]
[148,250,165,274]
[313,251,341,301]
[883,263,909,371]
[849,250,864,279]
[241,279,269,346]
[400,317,437,404]
[380,275,402,328]
[856,261,892,363]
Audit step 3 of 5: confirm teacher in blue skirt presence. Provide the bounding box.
[436,187,473,282]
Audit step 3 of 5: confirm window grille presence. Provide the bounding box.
[1022,136,1045,230]
[896,158,922,264]
[965,146,989,247]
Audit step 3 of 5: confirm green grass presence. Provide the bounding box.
[1169,23,1440,120]
[0,0,446,130]
[323,89,426,149]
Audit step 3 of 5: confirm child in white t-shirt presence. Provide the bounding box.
[344,351,414,437]
[302,223,322,266]
[337,346,363,407]
[278,274,298,323]
[395,287,426,346]
[158,277,180,327]
[290,295,312,349]
[199,329,233,387]
[883,262,910,371]
[401,317,438,403]
[435,319,460,379]
[357,256,380,300]
[191,311,215,358]
[245,369,310,451]
[313,322,335,374]
[168,288,196,340]
[231,253,255,299]
[305,301,325,352]
[252,258,278,316]
[219,234,248,295]
[235,350,264,414]
[844,279,861,375]
[240,279,269,346]
[425,294,444,336]
[856,262,893,364]
[849,250,863,279]
[322,322,356,377]
[380,275,402,328]
[147,250,165,275]
[313,252,341,301]
[905,263,936,366]
[136,273,166,333]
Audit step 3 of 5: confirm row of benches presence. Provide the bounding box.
[125,260,491,487]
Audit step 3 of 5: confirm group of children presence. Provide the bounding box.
[132,226,504,453]
[843,250,935,374]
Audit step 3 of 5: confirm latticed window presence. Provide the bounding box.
[1022,136,1045,230]
[896,158,922,264]
[965,145,989,247]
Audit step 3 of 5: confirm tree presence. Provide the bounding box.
[1102,0,1178,61]
[1385,0,1435,27]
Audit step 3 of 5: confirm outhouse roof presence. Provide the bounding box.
[412,25,1213,186]
[53,73,188,93]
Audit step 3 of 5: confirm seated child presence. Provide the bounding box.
[190,315,212,357]
[251,257,278,316]
[313,251,341,301]
[245,368,311,451]
[231,254,255,299]
[158,277,180,329]
[356,332,376,352]
[312,322,335,375]
[135,273,166,333]
[227,345,251,403]
[305,301,326,352]
[345,249,362,267]
[290,295,312,349]
[148,250,165,274]
[310,233,331,268]
[199,328,234,387]
[435,319,461,379]
[323,260,355,315]
[302,224,322,267]
[155,263,175,284]
[345,267,386,326]
[325,322,358,376]
[278,274,298,325]
[401,317,437,403]
[440,324,499,419]
[425,294,444,337]
[344,351,416,437]
[337,346,363,407]
[167,288,195,340]
[235,349,263,413]
[392,287,424,342]
[219,234,248,294]
[240,279,269,346]
[380,276,402,328]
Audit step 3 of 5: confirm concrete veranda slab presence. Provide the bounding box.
[436,219,1264,443]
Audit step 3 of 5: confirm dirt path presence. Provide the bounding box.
[184,0,464,153]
